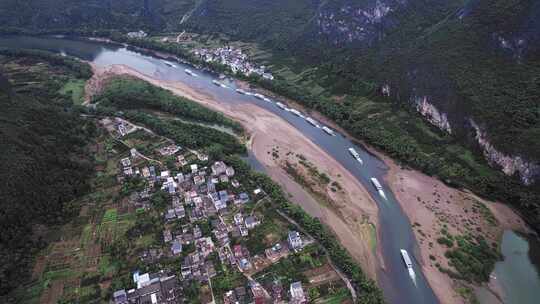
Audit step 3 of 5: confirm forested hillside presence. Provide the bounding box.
[183,0,540,185]
[1,0,537,184]
[1,0,539,232]
[0,51,96,300]
[0,0,196,32]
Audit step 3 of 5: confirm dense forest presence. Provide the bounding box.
[0,52,96,299]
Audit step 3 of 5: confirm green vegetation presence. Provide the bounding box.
[438,232,500,283]
[59,78,86,105]
[94,77,242,133]
[92,77,246,157]
[0,51,96,301]
[211,266,247,301]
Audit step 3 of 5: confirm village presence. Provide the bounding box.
[105,117,352,304]
[193,46,274,80]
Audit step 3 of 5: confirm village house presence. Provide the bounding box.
[288,231,303,252]
[290,281,307,304]
[265,243,287,262]
[141,167,150,178]
[233,213,243,226]
[176,172,184,183]
[211,161,227,176]
[250,282,266,304]
[219,174,229,183]
[196,237,215,258]
[194,174,205,186]
[223,290,238,304]
[177,154,188,167]
[239,258,252,271]
[120,157,131,168]
[225,166,235,177]
[235,192,250,205]
[165,209,177,222]
[163,229,173,243]
[171,240,182,256]
[244,216,260,229]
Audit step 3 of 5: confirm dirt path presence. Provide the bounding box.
[87,64,381,280]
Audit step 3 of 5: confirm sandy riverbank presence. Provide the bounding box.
[379,151,529,304]
[86,64,381,279]
[237,79,537,303]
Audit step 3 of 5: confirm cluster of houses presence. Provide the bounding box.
[112,134,311,303]
[193,46,274,80]
[112,271,181,304]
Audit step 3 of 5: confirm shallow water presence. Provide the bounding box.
[477,231,540,304]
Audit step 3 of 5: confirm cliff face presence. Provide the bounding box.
[414,96,452,134]
[470,120,540,185]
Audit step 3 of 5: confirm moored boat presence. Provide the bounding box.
[276,102,286,110]
[235,89,247,94]
[290,109,302,117]
[305,117,319,128]
[322,126,335,136]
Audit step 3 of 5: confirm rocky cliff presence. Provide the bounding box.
[470,119,540,185]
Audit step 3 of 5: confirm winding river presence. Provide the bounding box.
[2,35,539,304]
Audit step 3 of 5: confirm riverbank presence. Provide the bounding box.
[381,151,530,303]
[237,78,535,303]
[87,64,381,280]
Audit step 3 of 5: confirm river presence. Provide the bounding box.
[2,35,538,304]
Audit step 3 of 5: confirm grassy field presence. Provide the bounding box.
[58,78,86,105]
